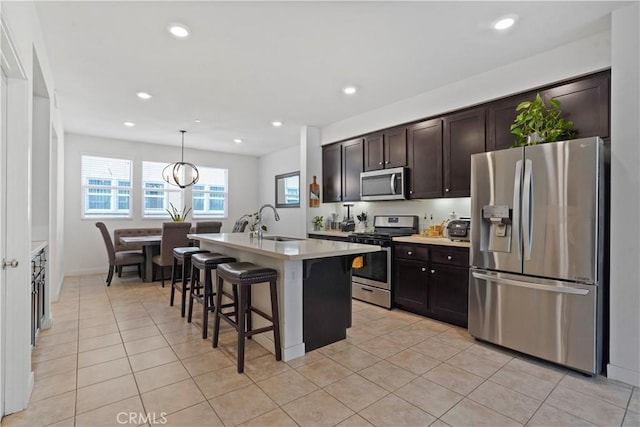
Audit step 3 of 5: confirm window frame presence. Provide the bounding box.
[81,155,133,219]
[191,167,229,219]
[141,161,184,219]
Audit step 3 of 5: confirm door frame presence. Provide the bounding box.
[1,15,33,415]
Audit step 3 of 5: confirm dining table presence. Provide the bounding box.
[119,235,161,282]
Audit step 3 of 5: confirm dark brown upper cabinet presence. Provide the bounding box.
[541,72,610,141]
[364,126,407,171]
[486,71,610,151]
[407,119,443,199]
[322,143,342,203]
[443,107,486,197]
[342,138,364,202]
[321,139,364,203]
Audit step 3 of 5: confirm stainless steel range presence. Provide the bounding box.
[350,215,419,308]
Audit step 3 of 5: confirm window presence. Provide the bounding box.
[82,155,132,218]
[192,167,228,218]
[142,161,184,218]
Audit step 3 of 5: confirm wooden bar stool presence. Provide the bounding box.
[212,262,281,373]
[188,253,237,339]
[170,247,211,317]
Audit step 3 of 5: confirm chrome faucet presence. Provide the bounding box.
[257,204,280,240]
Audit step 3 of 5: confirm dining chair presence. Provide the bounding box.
[95,222,144,286]
[152,222,191,286]
[232,219,249,232]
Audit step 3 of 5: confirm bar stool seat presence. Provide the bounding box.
[213,261,281,373]
[170,247,211,317]
[188,253,237,339]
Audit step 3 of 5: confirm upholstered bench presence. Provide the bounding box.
[113,228,162,252]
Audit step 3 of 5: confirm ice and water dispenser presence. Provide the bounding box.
[481,205,512,253]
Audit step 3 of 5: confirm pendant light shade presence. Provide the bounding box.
[162,130,199,188]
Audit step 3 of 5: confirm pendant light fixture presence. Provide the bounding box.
[162,130,199,188]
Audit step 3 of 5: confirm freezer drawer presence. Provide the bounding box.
[468,269,599,374]
[352,282,391,309]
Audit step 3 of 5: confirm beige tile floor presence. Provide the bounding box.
[2,272,639,427]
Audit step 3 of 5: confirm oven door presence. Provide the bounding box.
[352,247,390,290]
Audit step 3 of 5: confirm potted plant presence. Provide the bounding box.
[510,93,575,147]
[356,211,369,231]
[312,215,324,231]
[166,203,192,222]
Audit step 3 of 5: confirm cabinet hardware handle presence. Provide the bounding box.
[447,255,453,260]
[410,190,413,194]
[421,267,426,272]
[378,161,383,165]
[407,251,413,255]
[431,269,436,274]
[2,259,19,269]
[385,161,389,164]
[445,188,450,193]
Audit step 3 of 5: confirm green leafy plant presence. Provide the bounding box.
[312,215,324,230]
[166,203,192,222]
[510,93,575,147]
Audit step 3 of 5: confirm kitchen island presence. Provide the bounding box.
[190,233,381,361]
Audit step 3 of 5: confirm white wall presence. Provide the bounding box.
[608,2,640,387]
[63,133,259,275]
[257,144,304,236]
[1,1,64,414]
[31,96,50,241]
[322,31,611,144]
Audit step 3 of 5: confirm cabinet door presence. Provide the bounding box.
[394,258,428,315]
[384,126,408,169]
[364,133,384,171]
[322,143,342,202]
[407,119,442,199]
[427,264,468,327]
[342,138,363,202]
[443,107,486,197]
[487,91,536,151]
[542,72,610,140]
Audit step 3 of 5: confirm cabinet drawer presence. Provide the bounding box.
[430,246,469,266]
[394,244,429,261]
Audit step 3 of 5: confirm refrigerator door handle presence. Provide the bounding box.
[513,160,522,260]
[471,271,590,295]
[522,159,533,260]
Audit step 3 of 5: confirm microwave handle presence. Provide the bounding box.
[390,173,396,195]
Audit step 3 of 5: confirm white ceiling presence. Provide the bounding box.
[35,1,626,156]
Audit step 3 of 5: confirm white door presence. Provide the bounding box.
[1,68,8,418]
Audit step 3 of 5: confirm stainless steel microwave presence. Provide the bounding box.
[360,167,407,201]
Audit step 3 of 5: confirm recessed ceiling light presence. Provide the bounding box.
[343,86,357,95]
[272,121,283,127]
[167,23,190,38]
[493,15,517,31]
[123,121,135,127]
[136,91,152,100]
[194,119,201,123]
[233,138,243,144]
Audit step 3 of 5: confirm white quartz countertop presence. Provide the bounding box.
[190,233,380,260]
[393,236,471,248]
[31,240,47,256]
[307,231,352,238]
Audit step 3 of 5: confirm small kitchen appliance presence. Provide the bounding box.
[349,215,419,308]
[446,219,471,241]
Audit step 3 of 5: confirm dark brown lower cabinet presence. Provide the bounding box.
[427,263,468,327]
[394,259,429,315]
[393,243,469,327]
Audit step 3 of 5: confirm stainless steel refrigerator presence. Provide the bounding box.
[468,137,606,375]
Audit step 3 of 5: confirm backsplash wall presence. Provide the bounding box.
[311,198,470,233]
